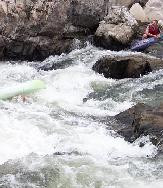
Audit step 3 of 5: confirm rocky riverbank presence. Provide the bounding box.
[0,0,162,60]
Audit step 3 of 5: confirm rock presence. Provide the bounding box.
[0,0,75,60]
[136,0,149,7]
[145,42,163,59]
[4,35,73,61]
[109,0,133,7]
[92,53,163,79]
[144,0,163,21]
[94,6,138,50]
[130,3,147,22]
[116,103,163,151]
[110,0,148,8]
[0,0,161,61]
[67,0,107,29]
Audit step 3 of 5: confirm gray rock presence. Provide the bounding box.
[92,53,163,79]
[0,0,156,61]
[94,6,138,50]
[0,0,111,60]
[67,0,108,29]
[110,0,149,8]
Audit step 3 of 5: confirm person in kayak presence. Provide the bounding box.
[143,20,161,39]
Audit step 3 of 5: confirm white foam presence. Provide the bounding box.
[0,45,162,187]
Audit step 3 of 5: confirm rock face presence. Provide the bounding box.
[116,103,163,151]
[0,0,72,60]
[0,0,110,60]
[0,0,161,61]
[67,0,108,29]
[92,53,163,79]
[144,0,163,21]
[94,6,138,50]
[145,42,163,59]
[110,0,148,8]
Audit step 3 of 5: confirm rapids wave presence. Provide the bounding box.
[0,43,163,188]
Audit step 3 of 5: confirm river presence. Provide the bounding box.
[0,43,163,188]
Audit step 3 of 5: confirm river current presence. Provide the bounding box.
[0,43,163,188]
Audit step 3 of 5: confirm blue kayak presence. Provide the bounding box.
[131,35,163,51]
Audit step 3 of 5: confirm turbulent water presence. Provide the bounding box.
[0,43,163,188]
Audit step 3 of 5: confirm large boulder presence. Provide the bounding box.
[116,103,163,152]
[0,0,160,61]
[94,6,138,50]
[92,53,163,79]
[130,3,147,22]
[0,35,6,58]
[67,0,108,29]
[0,0,73,60]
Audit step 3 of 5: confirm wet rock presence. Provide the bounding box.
[94,6,138,50]
[35,57,73,71]
[0,35,6,58]
[145,42,163,59]
[0,0,73,60]
[0,0,159,61]
[92,53,163,79]
[144,0,163,21]
[116,103,163,151]
[4,35,64,61]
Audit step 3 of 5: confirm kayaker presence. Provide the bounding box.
[143,20,161,39]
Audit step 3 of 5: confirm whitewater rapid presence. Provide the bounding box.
[0,44,163,188]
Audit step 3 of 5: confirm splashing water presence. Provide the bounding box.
[0,44,163,188]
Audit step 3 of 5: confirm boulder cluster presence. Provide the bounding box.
[0,0,162,60]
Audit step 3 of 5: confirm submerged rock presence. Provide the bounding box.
[92,53,163,79]
[94,6,138,50]
[116,103,163,152]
